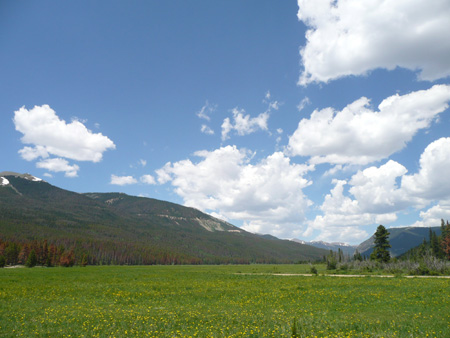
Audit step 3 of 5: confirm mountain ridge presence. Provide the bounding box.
[0,172,328,264]
[291,239,357,256]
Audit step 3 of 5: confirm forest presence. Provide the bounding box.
[2,220,450,273]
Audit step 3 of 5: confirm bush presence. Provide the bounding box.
[338,263,349,272]
[310,265,318,275]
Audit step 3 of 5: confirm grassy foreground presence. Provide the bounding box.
[1,265,449,337]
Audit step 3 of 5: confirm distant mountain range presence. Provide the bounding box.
[293,226,441,259]
[291,239,357,256]
[0,171,328,264]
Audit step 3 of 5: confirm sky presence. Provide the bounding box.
[1,0,450,245]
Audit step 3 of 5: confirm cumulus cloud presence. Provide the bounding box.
[306,180,373,242]
[155,163,173,184]
[140,174,156,185]
[413,200,450,228]
[349,160,411,214]
[309,137,450,241]
[221,108,269,141]
[36,158,80,177]
[402,137,450,200]
[14,105,116,162]
[13,105,115,176]
[297,0,450,85]
[156,146,314,238]
[110,175,138,186]
[288,85,450,165]
[306,176,407,243]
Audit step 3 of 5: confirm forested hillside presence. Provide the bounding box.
[0,172,328,265]
[356,226,442,258]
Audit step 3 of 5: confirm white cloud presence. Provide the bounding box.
[201,124,214,135]
[18,145,49,161]
[221,108,269,141]
[14,105,116,163]
[155,162,173,184]
[140,174,156,185]
[156,146,314,238]
[110,175,138,186]
[402,137,450,200]
[196,101,216,121]
[36,158,79,177]
[297,97,311,112]
[413,200,450,228]
[269,101,280,111]
[349,160,412,214]
[297,0,450,85]
[288,85,450,165]
[306,179,383,243]
[308,138,450,241]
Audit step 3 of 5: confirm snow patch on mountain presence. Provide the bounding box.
[291,238,357,255]
[310,240,353,247]
[0,177,9,186]
[0,172,44,183]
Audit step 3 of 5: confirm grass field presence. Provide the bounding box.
[1,265,449,337]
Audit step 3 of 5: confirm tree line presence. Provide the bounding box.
[402,219,450,261]
[323,221,450,275]
[0,239,77,268]
[0,237,262,267]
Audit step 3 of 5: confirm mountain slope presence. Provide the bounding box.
[0,172,328,264]
[356,226,442,258]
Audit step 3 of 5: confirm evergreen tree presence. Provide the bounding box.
[370,225,391,263]
[326,250,337,270]
[0,255,5,268]
[338,248,344,262]
[25,249,37,268]
[353,250,363,262]
[4,242,20,265]
[430,230,443,258]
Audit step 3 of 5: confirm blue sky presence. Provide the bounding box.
[2,0,450,244]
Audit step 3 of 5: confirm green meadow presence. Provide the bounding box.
[1,265,449,337]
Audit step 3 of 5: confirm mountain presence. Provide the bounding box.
[0,171,328,264]
[356,226,442,258]
[291,239,357,256]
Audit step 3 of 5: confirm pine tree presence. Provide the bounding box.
[353,250,363,262]
[430,230,443,258]
[370,225,391,263]
[326,250,337,270]
[25,249,37,268]
[441,220,450,260]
